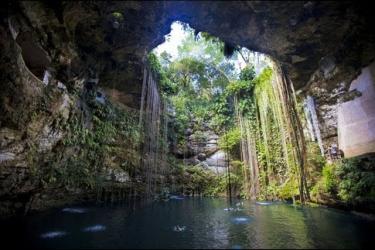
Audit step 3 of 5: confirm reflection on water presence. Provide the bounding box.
[40,231,68,239]
[231,216,252,224]
[1,198,374,249]
[231,244,242,249]
[62,208,86,214]
[256,201,273,206]
[169,195,184,200]
[82,225,106,232]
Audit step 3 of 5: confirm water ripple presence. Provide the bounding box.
[82,224,106,232]
[40,231,67,239]
[62,208,86,213]
[232,216,252,224]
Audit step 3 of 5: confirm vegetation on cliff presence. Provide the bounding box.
[149,22,375,209]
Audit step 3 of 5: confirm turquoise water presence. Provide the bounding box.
[1,198,373,248]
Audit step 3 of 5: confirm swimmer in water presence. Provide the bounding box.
[173,225,186,232]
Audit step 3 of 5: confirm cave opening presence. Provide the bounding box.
[138,20,309,203]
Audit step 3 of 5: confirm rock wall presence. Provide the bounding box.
[338,62,375,157]
[304,59,375,158]
[0,4,142,217]
[173,119,228,175]
[1,7,74,216]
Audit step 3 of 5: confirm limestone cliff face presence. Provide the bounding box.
[172,118,228,174]
[301,59,375,155]
[0,2,141,217]
[337,62,375,157]
[1,4,75,216]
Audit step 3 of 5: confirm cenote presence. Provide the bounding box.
[1,198,374,249]
[1,1,375,249]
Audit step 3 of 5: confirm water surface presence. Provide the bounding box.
[1,198,373,249]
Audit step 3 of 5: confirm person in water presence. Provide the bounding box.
[328,143,344,161]
[173,225,186,232]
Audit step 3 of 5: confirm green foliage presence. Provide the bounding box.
[159,51,172,68]
[168,161,243,198]
[310,155,375,209]
[33,90,140,191]
[151,30,236,146]
[226,80,252,95]
[239,65,256,81]
[257,181,278,201]
[147,53,177,95]
[151,22,240,146]
[192,131,207,142]
[306,142,326,173]
[38,114,105,190]
[210,94,234,133]
[336,157,375,203]
[322,163,338,194]
[170,95,190,142]
[151,22,338,204]
[224,66,257,116]
[184,166,214,195]
[311,165,336,199]
[210,93,234,132]
[278,177,299,200]
[176,24,227,67]
[247,65,305,201]
[253,67,273,89]
[218,127,241,153]
[172,165,217,196]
